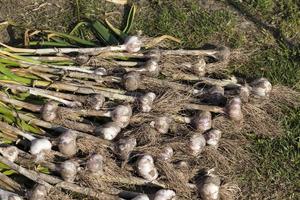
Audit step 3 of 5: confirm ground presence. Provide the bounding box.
[0,0,299,199]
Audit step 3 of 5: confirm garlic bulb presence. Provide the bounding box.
[198,174,221,200]
[150,116,172,134]
[111,105,133,128]
[85,94,105,110]
[95,122,121,140]
[0,146,19,162]
[29,184,47,200]
[94,67,108,76]
[158,146,173,161]
[189,133,206,156]
[0,189,22,200]
[116,137,137,160]
[8,196,22,200]
[123,72,141,91]
[191,111,212,132]
[30,139,52,158]
[58,130,77,157]
[137,155,158,181]
[124,36,142,53]
[41,101,58,122]
[204,129,222,147]
[192,59,206,76]
[60,160,78,182]
[225,97,243,121]
[86,154,104,175]
[143,59,160,76]
[132,194,150,200]
[175,161,189,169]
[250,78,272,98]
[154,189,176,200]
[239,85,250,103]
[139,92,156,112]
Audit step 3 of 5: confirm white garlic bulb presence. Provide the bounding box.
[86,154,104,175]
[29,184,47,200]
[158,146,173,161]
[192,59,206,76]
[139,92,156,113]
[198,174,221,200]
[250,78,272,98]
[225,97,243,121]
[239,85,250,103]
[123,72,141,91]
[41,101,58,122]
[189,133,206,156]
[111,105,133,128]
[0,146,19,162]
[95,122,121,140]
[132,194,150,200]
[8,195,22,200]
[137,155,158,181]
[58,130,77,157]
[116,137,137,160]
[60,160,78,182]
[124,36,142,53]
[144,59,160,76]
[150,116,172,134]
[0,189,23,200]
[154,189,176,200]
[204,129,222,147]
[192,111,212,132]
[30,139,52,157]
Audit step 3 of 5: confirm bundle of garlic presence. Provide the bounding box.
[0,7,291,198]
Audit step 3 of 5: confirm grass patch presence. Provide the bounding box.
[230,0,300,44]
[232,44,300,87]
[241,108,300,199]
[134,0,243,48]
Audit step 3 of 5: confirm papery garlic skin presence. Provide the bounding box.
[189,133,206,156]
[60,160,78,182]
[192,111,212,132]
[29,184,47,200]
[154,189,176,200]
[139,92,156,113]
[95,122,122,140]
[132,194,150,200]
[159,146,174,161]
[204,129,222,147]
[198,174,221,200]
[111,105,133,128]
[41,101,58,122]
[144,59,160,76]
[250,78,272,98]
[137,155,158,181]
[123,72,141,91]
[116,137,137,160]
[0,146,19,162]
[86,154,104,175]
[150,116,172,134]
[225,97,243,121]
[192,59,206,76]
[125,36,142,53]
[30,139,52,156]
[58,130,77,157]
